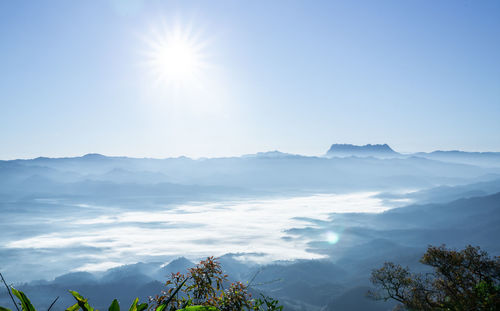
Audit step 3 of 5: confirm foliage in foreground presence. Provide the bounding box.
[151,257,282,311]
[369,245,500,310]
[0,257,282,311]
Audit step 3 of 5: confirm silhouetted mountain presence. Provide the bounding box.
[323,144,500,166]
[162,257,194,276]
[326,144,399,158]
[242,151,298,158]
[377,177,500,205]
[53,272,98,285]
[101,262,164,283]
[3,151,497,198]
[413,150,500,167]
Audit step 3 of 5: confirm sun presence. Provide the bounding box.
[143,21,207,87]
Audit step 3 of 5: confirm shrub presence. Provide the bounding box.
[151,257,282,311]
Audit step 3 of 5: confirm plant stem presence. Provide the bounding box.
[47,296,59,311]
[0,272,20,311]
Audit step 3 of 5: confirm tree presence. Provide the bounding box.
[368,245,500,310]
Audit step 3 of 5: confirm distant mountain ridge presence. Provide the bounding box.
[324,144,500,166]
[326,144,399,158]
[5,146,500,163]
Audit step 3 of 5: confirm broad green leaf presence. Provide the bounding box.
[108,300,119,311]
[136,303,147,311]
[0,306,12,311]
[11,288,36,311]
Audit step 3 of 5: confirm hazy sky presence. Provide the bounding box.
[1,0,499,159]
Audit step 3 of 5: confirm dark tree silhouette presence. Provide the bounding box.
[369,245,500,310]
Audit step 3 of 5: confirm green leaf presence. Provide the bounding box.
[65,303,80,311]
[0,306,12,311]
[155,305,166,311]
[176,307,219,311]
[11,288,36,311]
[127,299,146,311]
[69,291,94,311]
[108,300,119,311]
[128,298,138,311]
[69,291,85,303]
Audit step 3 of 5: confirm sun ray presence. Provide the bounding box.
[142,19,209,89]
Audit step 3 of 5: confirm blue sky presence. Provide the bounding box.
[1,0,499,159]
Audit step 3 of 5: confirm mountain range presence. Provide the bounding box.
[1,144,500,310]
[325,143,500,167]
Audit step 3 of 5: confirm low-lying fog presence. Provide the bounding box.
[1,192,398,281]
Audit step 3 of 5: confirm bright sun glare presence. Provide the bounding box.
[144,21,207,87]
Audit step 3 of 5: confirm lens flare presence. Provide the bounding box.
[325,231,340,244]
